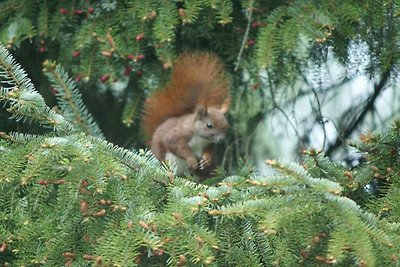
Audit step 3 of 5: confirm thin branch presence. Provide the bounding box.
[266,70,302,142]
[234,2,253,72]
[325,70,391,156]
[311,87,327,150]
[297,67,328,150]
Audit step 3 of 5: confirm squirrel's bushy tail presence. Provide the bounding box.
[142,52,230,139]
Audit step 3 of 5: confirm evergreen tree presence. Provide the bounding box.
[0,44,399,267]
[1,1,400,266]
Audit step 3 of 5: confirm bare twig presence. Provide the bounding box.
[325,70,391,156]
[310,86,327,150]
[266,71,302,142]
[234,2,253,72]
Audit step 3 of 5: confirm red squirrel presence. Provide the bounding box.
[141,52,230,175]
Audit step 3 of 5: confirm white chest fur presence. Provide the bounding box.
[188,135,211,158]
[166,135,211,175]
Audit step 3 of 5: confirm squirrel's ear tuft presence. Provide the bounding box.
[195,105,208,119]
[219,97,231,114]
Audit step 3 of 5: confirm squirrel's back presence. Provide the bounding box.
[142,52,230,139]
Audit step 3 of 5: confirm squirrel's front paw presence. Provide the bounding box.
[199,154,212,170]
[187,157,199,170]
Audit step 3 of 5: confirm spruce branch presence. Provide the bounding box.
[153,2,179,43]
[214,0,233,25]
[37,1,49,36]
[0,17,35,48]
[84,135,180,187]
[328,222,375,267]
[121,96,139,127]
[0,131,43,144]
[42,60,104,138]
[0,45,75,133]
[207,159,398,266]
[266,158,343,195]
[179,1,202,24]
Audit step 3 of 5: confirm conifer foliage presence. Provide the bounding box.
[0,45,399,267]
[1,0,400,266]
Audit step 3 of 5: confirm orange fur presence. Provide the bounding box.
[142,52,231,139]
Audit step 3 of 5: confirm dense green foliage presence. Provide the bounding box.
[1,0,400,266]
[0,43,399,267]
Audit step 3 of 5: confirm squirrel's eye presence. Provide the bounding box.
[206,123,213,129]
